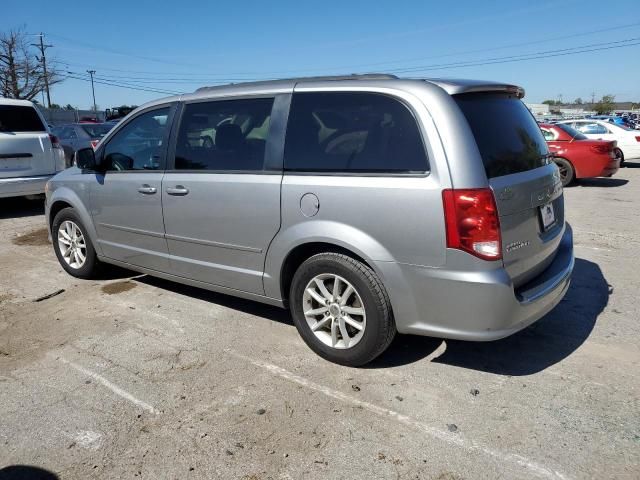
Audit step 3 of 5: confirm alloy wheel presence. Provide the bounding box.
[302,273,366,349]
[57,220,87,269]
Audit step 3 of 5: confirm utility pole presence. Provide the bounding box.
[31,33,53,108]
[591,92,596,105]
[87,70,97,116]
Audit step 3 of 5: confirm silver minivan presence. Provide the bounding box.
[45,75,574,366]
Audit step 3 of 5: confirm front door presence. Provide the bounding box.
[90,106,174,271]
[161,97,283,294]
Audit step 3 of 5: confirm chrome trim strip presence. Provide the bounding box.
[98,222,165,239]
[165,233,262,253]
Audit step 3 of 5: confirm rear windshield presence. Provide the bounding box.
[454,94,549,179]
[81,124,113,138]
[555,123,587,140]
[0,105,46,132]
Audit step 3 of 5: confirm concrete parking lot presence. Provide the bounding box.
[1,168,639,480]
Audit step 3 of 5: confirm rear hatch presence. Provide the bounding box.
[0,104,54,179]
[455,93,564,287]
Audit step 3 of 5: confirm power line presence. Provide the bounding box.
[61,73,181,96]
[48,21,640,79]
[390,37,640,73]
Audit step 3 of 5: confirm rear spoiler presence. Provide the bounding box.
[424,79,525,99]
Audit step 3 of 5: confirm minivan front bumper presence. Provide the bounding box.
[0,175,53,198]
[376,224,574,341]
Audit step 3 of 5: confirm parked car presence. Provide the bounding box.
[0,98,66,198]
[539,123,619,186]
[52,123,114,166]
[556,119,640,165]
[45,75,573,366]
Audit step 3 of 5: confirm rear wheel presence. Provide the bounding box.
[614,148,624,167]
[289,253,396,366]
[553,157,575,187]
[52,207,101,279]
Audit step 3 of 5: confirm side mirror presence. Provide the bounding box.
[74,147,97,170]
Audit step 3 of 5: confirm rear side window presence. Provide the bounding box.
[174,98,274,171]
[555,123,587,141]
[454,94,549,179]
[0,105,45,132]
[81,124,112,138]
[284,92,428,173]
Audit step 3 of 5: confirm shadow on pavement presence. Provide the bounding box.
[126,257,606,375]
[0,465,59,480]
[0,197,45,219]
[134,275,293,326]
[574,178,628,188]
[370,258,608,374]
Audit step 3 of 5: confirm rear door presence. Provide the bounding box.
[161,95,286,294]
[0,104,54,178]
[454,93,563,287]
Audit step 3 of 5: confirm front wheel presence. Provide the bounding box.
[553,157,575,187]
[614,148,625,167]
[52,207,101,279]
[289,253,396,366]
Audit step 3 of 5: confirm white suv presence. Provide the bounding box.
[0,98,66,198]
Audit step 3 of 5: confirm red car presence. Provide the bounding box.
[539,123,620,186]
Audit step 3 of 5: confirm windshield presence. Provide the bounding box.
[555,123,587,140]
[454,93,549,179]
[81,124,113,138]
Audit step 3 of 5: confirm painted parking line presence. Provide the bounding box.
[57,356,160,415]
[226,349,569,480]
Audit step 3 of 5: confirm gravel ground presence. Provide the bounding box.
[1,166,639,480]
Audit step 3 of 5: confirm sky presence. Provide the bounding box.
[2,0,639,110]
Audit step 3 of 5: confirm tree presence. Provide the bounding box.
[64,104,75,110]
[0,27,61,100]
[49,103,61,109]
[574,97,583,105]
[542,99,557,105]
[594,94,615,115]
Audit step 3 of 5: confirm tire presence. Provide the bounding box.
[52,207,101,279]
[289,253,396,366]
[553,157,575,187]
[614,148,625,167]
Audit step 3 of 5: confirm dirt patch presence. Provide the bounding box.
[12,227,50,246]
[0,293,15,304]
[101,281,136,295]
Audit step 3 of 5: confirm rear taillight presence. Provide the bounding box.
[590,144,610,154]
[442,188,502,261]
[49,134,62,149]
[90,140,99,149]
[635,136,640,142]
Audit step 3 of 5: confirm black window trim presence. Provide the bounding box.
[164,93,288,175]
[95,102,177,174]
[282,91,431,177]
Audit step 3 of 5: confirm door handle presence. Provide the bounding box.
[166,185,189,196]
[138,184,157,194]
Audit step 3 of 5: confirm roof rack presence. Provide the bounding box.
[194,73,398,93]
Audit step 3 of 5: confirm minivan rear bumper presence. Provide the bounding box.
[0,175,53,198]
[376,224,574,341]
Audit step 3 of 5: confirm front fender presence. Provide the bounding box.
[47,185,102,256]
[263,220,396,299]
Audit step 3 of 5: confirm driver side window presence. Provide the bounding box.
[102,107,170,171]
